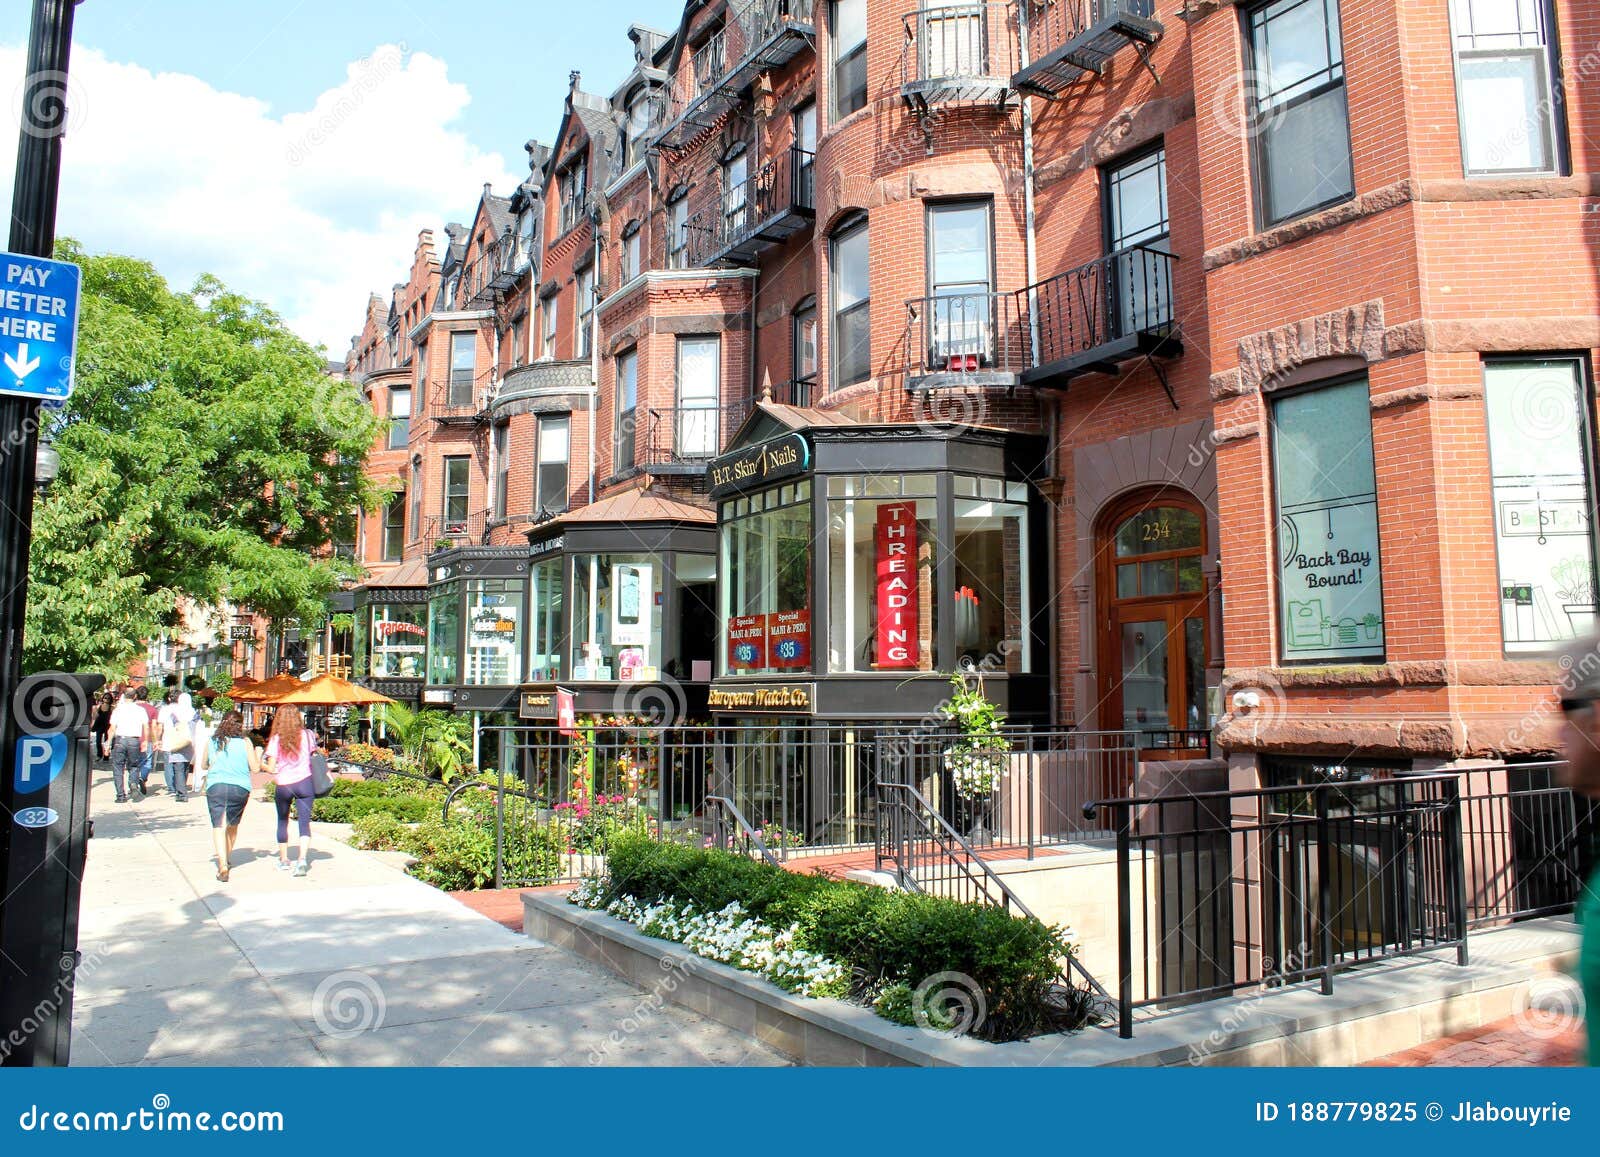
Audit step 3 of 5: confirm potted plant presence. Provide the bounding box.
[937,672,1010,843]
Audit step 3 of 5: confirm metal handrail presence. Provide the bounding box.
[706,794,782,868]
[643,401,751,464]
[877,780,1110,1001]
[901,1,1016,86]
[904,288,1029,377]
[1016,242,1176,367]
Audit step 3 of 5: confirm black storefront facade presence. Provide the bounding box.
[349,561,429,708]
[702,409,1050,843]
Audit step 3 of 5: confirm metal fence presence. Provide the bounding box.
[1086,775,1471,1038]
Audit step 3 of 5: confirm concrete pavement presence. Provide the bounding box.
[70,760,786,1067]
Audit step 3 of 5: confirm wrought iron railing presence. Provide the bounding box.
[707,795,783,867]
[422,509,490,550]
[901,1,1018,91]
[1023,243,1176,370]
[693,147,815,266]
[642,401,753,466]
[662,0,816,128]
[905,289,1031,379]
[429,372,493,422]
[1023,0,1156,63]
[461,232,529,307]
[1086,775,1471,1038]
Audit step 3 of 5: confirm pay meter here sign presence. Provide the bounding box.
[0,251,80,401]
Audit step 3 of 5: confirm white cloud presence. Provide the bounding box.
[0,43,517,355]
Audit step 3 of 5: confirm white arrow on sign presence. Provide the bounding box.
[4,342,40,381]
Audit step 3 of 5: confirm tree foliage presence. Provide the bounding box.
[24,241,387,673]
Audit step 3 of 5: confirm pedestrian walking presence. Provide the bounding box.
[157,691,198,802]
[264,706,319,877]
[196,710,260,883]
[90,692,113,762]
[1559,635,1600,1066]
[134,685,159,796]
[106,688,149,804]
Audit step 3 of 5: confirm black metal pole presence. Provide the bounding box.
[0,0,82,1068]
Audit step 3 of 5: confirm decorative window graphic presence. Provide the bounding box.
[1485,359,1597,653]
[1273,378,1385,662]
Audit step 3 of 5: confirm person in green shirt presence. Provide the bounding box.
[1559,640,1600,1065]
[196,710,261,883]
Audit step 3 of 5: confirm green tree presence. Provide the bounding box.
[24,242,388,673]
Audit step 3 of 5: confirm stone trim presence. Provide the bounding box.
[1370,381,1485,410]
[1036,94,1196,187]
[1223,660,1563,692]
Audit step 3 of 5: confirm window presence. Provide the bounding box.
[723,147,749,236]
[409,459,423,540]
[1485,359,1596,652]
[387,386,410,450]
[493,422,510,518]
[530,556,566,680]
[383,495,406,561]
[615,350,638,472]
[448,332,475,406]
[1247,0,1353,225]
[1272,377,1384,662]
[833,0,868,120]
[510,317,525,368]
[426,582,460,685]
[541,295,558,358]
[573,555,663,679]
[952,476,1031,673]
[576,266,594,358]
[442,456,471,531]
[677,337,720,458]
[415,341,427,391]
[623,88,657,170]
[1450,0,1565,176]
[926,200,993,370]
[831,216,870,389]
[668,195,689,269]
[826,475,938,672]
[1105,147,1172,335]
[559,158,588,233]
[464,578,524,685]
[793,102,818,206]
[369,603,425,679]
[792,297,818,405]
[722,483,814,676]
[536,415,570,516]
[621,223,642,283]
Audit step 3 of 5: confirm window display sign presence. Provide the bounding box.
[1273,379,1385,662]
[370,606,426,679]
[728,614,767,670]
[768,608,810,670]
[875,503,920,668]
[610,563,652,647]
[1486,360,1598,652]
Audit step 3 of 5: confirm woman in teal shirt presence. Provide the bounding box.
[197,711,261,883]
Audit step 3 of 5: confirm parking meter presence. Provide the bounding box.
[0,671,102,1067]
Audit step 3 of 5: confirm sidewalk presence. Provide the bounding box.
[69,761,785,1067]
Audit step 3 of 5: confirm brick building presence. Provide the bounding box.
[332,0,1599,794]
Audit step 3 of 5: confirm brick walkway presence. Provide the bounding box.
[1366,1011,1585,1067]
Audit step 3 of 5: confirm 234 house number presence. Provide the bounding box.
[1141,520,1171,544]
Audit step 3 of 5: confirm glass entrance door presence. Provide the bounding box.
[1098,493,1210,756]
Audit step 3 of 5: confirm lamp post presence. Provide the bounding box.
[0,0,83,1069]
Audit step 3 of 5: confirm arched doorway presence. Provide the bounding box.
[1095,488,1210,755]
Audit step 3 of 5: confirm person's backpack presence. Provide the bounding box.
[161,713,193,754]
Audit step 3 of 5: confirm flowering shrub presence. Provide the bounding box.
[756,821,804,850]
[938,673,1011,802]
[553,790,651,855]
[570,884,846,998]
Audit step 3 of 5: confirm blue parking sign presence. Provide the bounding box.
[0,252,81,401]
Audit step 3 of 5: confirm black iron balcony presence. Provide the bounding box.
[463,233,528,308]
[429,372,494,425]
[905,290,1031,390]
[900,2,1018,112]
[1014,0,1163,99]
[688,147,815,267]
[422,509,490,552]
[1020,243,1180,389]
[640,401,755,472]
[657,0,816,148]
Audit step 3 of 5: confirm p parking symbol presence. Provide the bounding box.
[15,732,68,794]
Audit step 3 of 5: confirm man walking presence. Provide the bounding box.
[134,685,160,796]
[107,688,148,804]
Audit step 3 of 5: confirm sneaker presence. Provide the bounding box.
[175,794,187,803]
[276,859,293,872]
[137,780,147,797]
[114,795,128,804]
[292,861,309,878]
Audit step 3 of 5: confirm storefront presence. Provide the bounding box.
[423,546,529,717]
[515,489,719,724]
[348,558,430,706]
[704,411,1049,838]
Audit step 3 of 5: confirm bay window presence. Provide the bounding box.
[833,0,868,120]
[536,415,570,516]
[427,582,460,685]
[442,456,470,531]
[369,604,426,679]
[383,495,405,561]
[388,386,410,450]
[573,555,664,679]
[448,332,475,405]
[722,483,814,676]
[1450,0,1565,176]
[615,350,638,472]
[1272,377,1384,662]
[1247,0,1353,225]
[493,422,510,518]
[926,200,993,370]
[530,556,566,681]
[1485,359,1596,652]
[676,336,720,458]
[952,477,1031,672]
[831,215,870,389]
[826,475,938,673]
[464,578,524,685]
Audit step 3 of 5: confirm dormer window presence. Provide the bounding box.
[621,220,642,283]
[559,157,589,234]
[623,88,657,169]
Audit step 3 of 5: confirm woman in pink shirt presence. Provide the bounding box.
[263,706,318,877]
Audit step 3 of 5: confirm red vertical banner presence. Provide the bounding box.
[556,688,577,738]
[875,503,919,669]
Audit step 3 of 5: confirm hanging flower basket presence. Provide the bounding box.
[944,745,1006,801]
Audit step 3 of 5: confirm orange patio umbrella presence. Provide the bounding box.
[229,673,302,702]
[250,672,395,707]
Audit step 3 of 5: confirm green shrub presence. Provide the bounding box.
[350,812,409,851]
[872,982,918,1027]
[401,813,564,891]
[599,833,1091,1042]
[311,778,437,824]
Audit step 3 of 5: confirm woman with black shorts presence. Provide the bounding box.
[197,710,260,882]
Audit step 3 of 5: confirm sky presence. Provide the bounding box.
[0,0,684,356]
